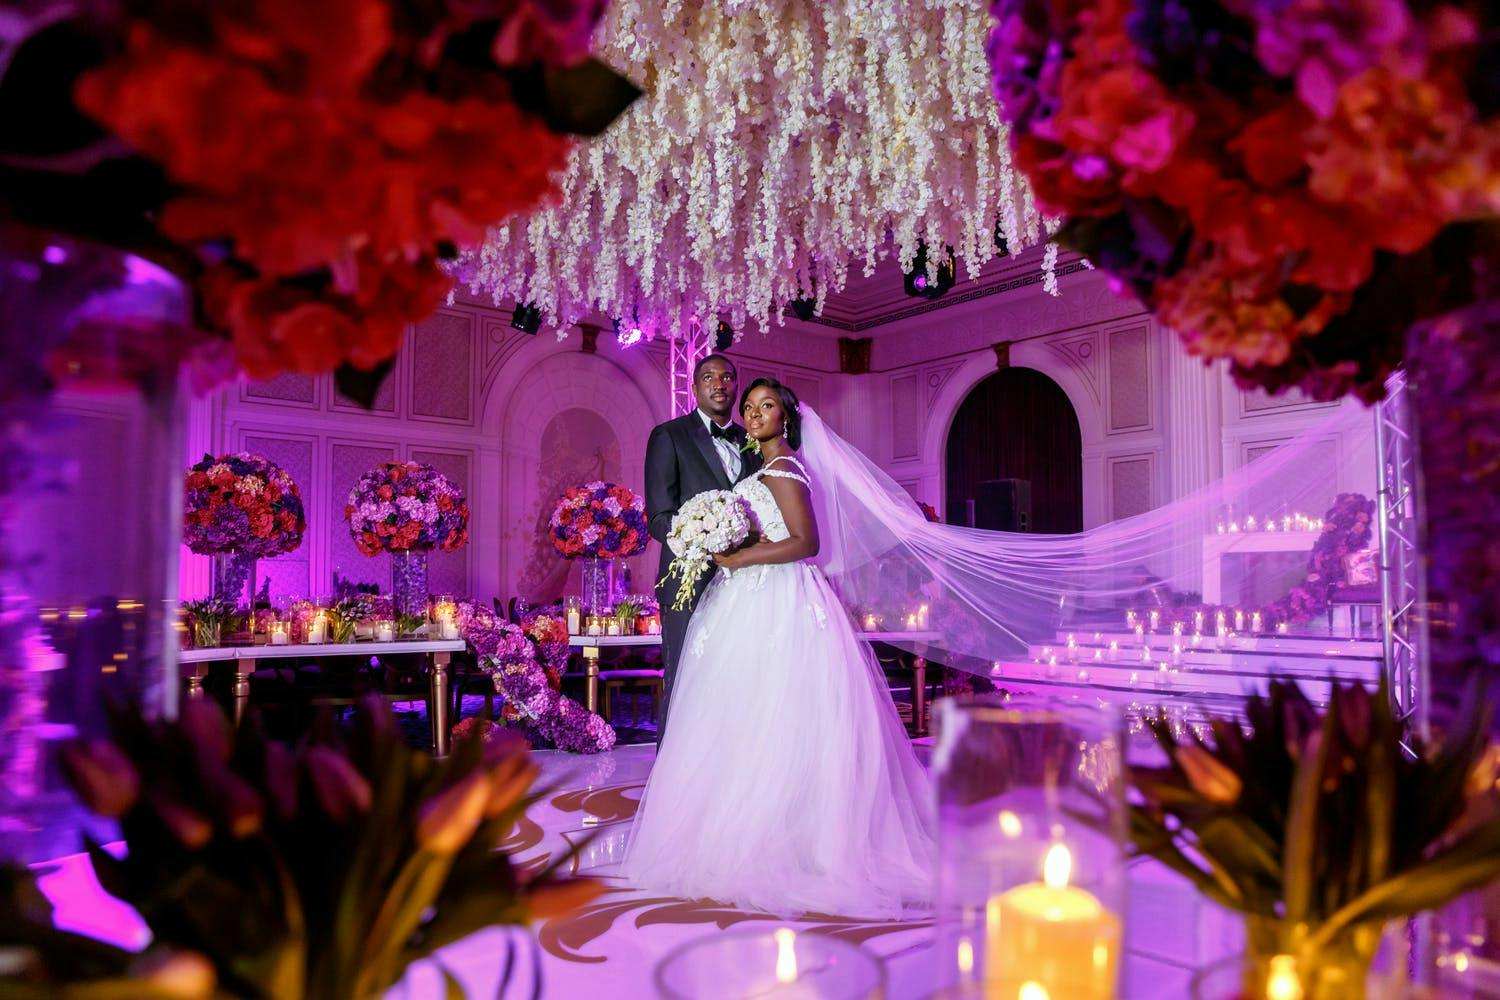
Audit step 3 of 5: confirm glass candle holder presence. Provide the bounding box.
[565,596,583,635]
[655,927,884,1000]
[931,696,1127,1000]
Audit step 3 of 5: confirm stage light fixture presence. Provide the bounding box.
[790,297,817,321]
[713,321,734,351]
[510,303,542,334]
[903,242,955,300]
[613,317,645,347]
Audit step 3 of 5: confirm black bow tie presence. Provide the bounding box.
[709,421,735,441]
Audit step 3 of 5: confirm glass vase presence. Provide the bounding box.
[1192,918,1396,1000]
[655,927,884,1000]
[580,557,614,615]
[211,550,256,613]
[391,549,429,620]
[929,696,1127,1000]
[191,617,223,649]
[0,224,189,863]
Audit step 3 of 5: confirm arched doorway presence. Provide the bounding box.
[945,368,1083,533]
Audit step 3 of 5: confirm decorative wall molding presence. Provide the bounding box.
[243,372,318,408]
[1108,453,1156,521]
[891,373,922,461]
[1045,331,1101,406]
[923,362,964,409]
[1105,323,1154,434]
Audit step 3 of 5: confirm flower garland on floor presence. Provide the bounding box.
[985,0,1498,402]
[461,0,1051,340]
[346,462,470,556]
[183,453,305,557]
[456,601,615,754]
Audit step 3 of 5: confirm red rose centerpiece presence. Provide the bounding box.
[549,481,648,613]
[183,452,306,613]
[345,461,469,617]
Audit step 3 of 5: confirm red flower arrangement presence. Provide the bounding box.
[0,1,637,395]
[183,452,306,558]
[345,461,470,556]
[548,481,649,560]
[986,0,1498,402]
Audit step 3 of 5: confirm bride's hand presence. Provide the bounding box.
[714,545,756,570]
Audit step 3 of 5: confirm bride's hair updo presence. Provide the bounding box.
[741,377,802,449]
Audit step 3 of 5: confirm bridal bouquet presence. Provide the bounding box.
[661,491,757,611]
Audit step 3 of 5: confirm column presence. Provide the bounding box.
[1163,326,1222,592]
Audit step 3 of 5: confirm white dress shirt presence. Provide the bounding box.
[699,409,743,482]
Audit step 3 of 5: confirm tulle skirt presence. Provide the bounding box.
[621,560,935,919]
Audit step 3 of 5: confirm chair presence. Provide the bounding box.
[600,668,664,728]
[1327,549,1382,637]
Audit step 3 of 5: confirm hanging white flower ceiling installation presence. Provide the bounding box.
[458,0,1048,339]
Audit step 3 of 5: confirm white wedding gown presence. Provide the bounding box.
[622,456,935,919]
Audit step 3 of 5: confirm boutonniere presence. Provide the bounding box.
[740,436,762,455]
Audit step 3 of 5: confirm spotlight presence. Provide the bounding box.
[510,303,542,334]
[613,317,645,347]
[904,243,955,300]
[713,321,734,351]
[993,218,1010,256]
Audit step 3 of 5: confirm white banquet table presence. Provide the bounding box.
[568,630,943,735]
[179,639,467,754]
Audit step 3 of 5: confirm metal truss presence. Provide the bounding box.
[667,315,713,416]
[1374,373,1430,750]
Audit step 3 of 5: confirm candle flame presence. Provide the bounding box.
[956,938,974,977]
[1042,843,1071,888]
[1266,955,1303,1000]
[998,810,1023,838]
[774,928,797,984]
[1018,982,1051,1000]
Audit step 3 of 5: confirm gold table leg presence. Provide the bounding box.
[584,647,600,713]
[913,656,928,738]
[182,665,208,705]
[233,657,253,727]
[430,651,452,757]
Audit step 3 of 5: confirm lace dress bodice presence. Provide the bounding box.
[735,455,811,543]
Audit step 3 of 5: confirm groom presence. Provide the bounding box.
[644,353,761,743]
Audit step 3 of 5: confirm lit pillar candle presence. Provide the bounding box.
[375,620,395,642]
[863,613,878,631]
[985,844,1120,1000]
[1234,609,1245,632]
[1251,612,1263,634]
[1246,515,1258,531]
[1148,610,1160,632]
[1229,521,1240,533]
[1133,624,1145,642]
[1276,621,1289,635]
[1171,621,1183,638]
[566,605,582,635]
[1106,641,1118,661]
[918,603,930,629]
[307,612,328,645]
[1125,610,1136,629]
[269,621,289,646]
[1282,515,1292,532]
[905,612,918,631]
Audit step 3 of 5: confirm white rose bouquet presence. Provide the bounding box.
[661,490,758,610]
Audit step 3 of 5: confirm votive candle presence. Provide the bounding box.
[984,844,1120,1000]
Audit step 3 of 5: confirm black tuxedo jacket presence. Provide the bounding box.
[644,410,762,590]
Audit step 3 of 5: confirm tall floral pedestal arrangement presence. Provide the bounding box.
[549,482,648,615]
[345,461,469,620]
[184,452,306,639]
[985,0,1500,990]
[0,226,190,862]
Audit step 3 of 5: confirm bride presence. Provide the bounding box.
[621,377,935,919]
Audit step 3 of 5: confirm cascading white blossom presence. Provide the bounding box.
[458,0,1051,339]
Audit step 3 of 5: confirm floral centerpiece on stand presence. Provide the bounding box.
[1133,677,1500,999]
[184,452,305,614]
[549,482,648,614]
[456,601,615,754]
[346,461,469,619]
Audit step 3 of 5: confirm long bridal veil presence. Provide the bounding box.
[796,395,1381,675]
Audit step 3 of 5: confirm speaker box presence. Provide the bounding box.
[974,479,1032,532]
